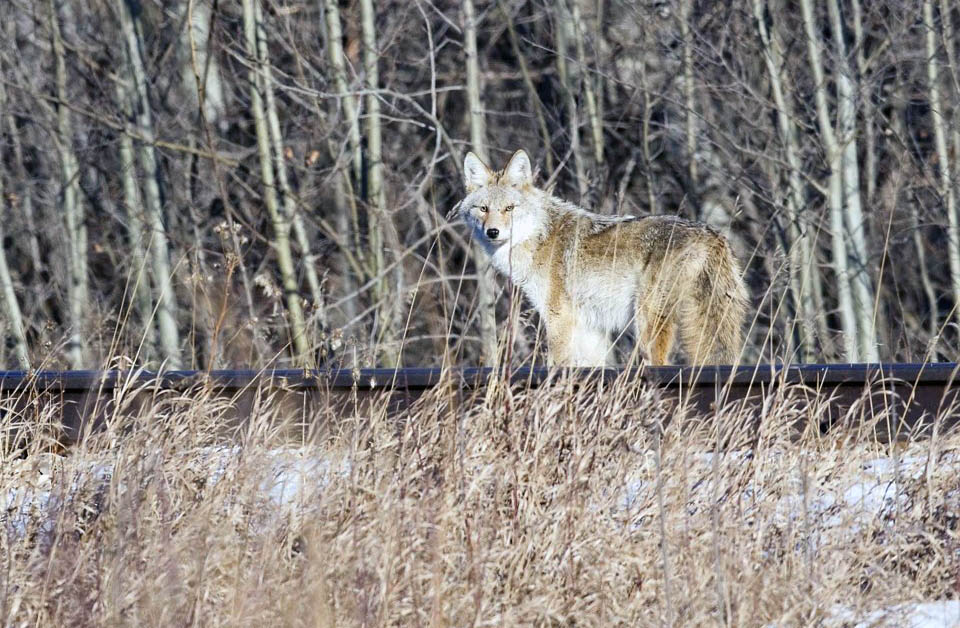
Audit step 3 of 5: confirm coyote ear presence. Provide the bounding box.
[502,149,533,188]
[463,151,493,192]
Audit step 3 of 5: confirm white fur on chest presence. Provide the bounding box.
[490,243,549,315]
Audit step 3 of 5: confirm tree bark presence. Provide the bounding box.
[555,2,588,201]
[322,0,363,184]
[180,0,225,130]
[241,0,311,365]
[851,0,876,207]
[0,178,30,369]
[463,0,499,367]
[498,0,554,173]
[254,0,325,324]
[753,0,817,362]
[114,80,158,362]
[120,0,184,368]
[48,0,87,369]
[925,0,960,329]
[680,0,698,190]
[799,0,860,361]
[826,0,879,361]
[320,0,364,332]
[359,0,399,366]
[570,0,604,167]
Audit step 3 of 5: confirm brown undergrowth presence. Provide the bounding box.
[1,372,958,626]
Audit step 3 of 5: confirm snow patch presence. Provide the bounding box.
[826,600,960,628]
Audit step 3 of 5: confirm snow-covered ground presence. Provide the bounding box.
[4,446,958,625]
[825,600,960,627]
[621,450,957,542]
[0,447,348,541]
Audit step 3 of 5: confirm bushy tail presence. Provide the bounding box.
[684,238,749,365]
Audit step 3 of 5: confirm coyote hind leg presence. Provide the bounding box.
[637,314,675,366]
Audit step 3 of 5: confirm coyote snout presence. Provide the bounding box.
[452,148,749,367]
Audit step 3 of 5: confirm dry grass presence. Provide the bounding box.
[2,372,959,627]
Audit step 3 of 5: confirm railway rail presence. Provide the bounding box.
[1,363,959,444]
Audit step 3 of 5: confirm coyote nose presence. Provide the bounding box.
[486,228,500,240]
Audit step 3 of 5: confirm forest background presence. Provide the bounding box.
[1,0,959,370]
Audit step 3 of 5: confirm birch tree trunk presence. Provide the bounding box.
[555,2,588,200]
[826,0,879,362]
[944,0,960,208]
[359,0,398,366]
[570,0,604,168]
[799,0,859,361]
[680,0,698,190]
[912,203,939,341]
[753,0,817,362]
[48,0,87,369]
[322,0,363,184]
[499,0,553,173]
[924,0,960,328]
[254,0,325,323]
[120,0,183,368]
[0,177,30,369]
[463,0,499,367]
[941,0,960,333]
[183,0,260,347]
[115,80,158,361]
[241,0,311,365]
[319,0,361,328]
[180,0,225,131]
[851,0,876,207]
[0,78,43,284]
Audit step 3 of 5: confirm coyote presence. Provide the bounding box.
[451,149,749,366]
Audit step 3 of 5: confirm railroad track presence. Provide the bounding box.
[1,363,959,443]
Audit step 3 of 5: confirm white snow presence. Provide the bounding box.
[1,447,346,541]
[619,450,958,543]
[3,445,957,621]
[826,600,960,627]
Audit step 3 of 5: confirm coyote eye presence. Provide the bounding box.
[504,205,515,212]
[479,205,488,213]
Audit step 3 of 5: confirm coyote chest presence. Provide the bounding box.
[491,238,634,332]
[489,240,547,314]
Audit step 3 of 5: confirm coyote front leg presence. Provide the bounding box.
[544,304,575,366]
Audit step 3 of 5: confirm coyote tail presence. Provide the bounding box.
[697,238,749,364]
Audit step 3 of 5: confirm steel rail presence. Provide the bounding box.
[1,363,959,443]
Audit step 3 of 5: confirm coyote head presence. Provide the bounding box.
[452,149,541,249]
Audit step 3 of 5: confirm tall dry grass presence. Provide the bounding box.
[2,371,958,626]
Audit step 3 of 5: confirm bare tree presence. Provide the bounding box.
[554,1,588,200]
[3,0,959,366]
[680,0,698,190]
[48,0,88,369]
[924,0,960,329]
[253,0,325,324]
[359,0,399,365]
[826,0,878,361]
[499,1,554,174]
[241,0,310,365]
[753,0,817,362]
[0,182,29,369]
[179,0,225,131]
[570,0,604,169]
[463,0,499,367]
[114,80,158,361]
[119,0,183,368]
[799,0,860,361]
[322,0,363,184]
